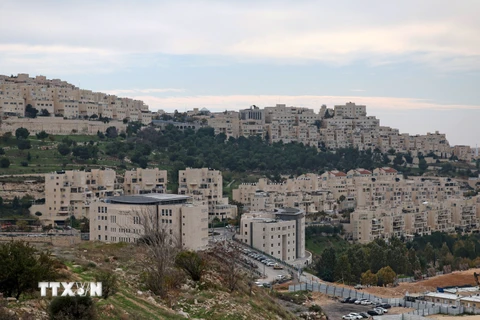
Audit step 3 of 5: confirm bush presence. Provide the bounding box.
[20,161,28,167]
[95,270,117,299]
[308,304,322,313]
[48,295,96,320]
[0,158,10,168]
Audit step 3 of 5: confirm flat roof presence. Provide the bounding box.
[425,292,458,300]
[107,194,191,205]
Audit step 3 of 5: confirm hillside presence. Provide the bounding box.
[0,241,314,320]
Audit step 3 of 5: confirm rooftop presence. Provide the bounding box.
[106,194,191,205]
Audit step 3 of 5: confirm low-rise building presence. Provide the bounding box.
[238,208,306,262]
[90,194,208,251]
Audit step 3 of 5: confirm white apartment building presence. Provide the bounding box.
[43,169,123,226]
[238,208,306,262]
[123,168,168,195]
[178,168,237,221]
[90,194,209,251]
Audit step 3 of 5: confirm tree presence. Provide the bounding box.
[27,152,31,161]
[0,148,4,155]
[376,266,396,286]
[16,220,28,231]
[424,242,435,267]
[36,130,49,140]
[1,132,12,143]
[25,104,38,118]
[15,127,30,139]
[175,251,206,282]
[316,248,336,282]
[105,126,118,139]
[39,109,50,117]
[17,138,31,150]
[0,158,10,168]
[122,118,129,124]
[48,296,96,320]
[419,158,428,172]
[360,270,378,286]
[94,270,117,299]
[135,207,183,298]
[0,241,58,299]
[335,254,352,284]
[57,143,71,156]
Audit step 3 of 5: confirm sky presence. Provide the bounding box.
[0,0,479,146]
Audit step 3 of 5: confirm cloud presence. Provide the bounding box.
[0,0,479,72]
[103,88,185,95]
[350,89,366,92]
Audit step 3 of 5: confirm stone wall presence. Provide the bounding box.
[0,117,127,135]
[0,234,81,247]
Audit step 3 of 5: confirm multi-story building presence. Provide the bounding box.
[0,73,154,132]
[178,168,237,221]
[123,168,168,195]
[90,194,208,251]
[238,208,306,262]
[43,169,123,226]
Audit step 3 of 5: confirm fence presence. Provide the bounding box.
[289,282,480,316]
[373,315,429,320]
[289,283,403,306]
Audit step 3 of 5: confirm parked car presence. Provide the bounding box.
[359,312,370,318]
[354,284,365,290]
[375,307,388,313]
[273,264,284,270]
[341,297,352,303]
[355,298,367,304]
[348,298,357,303]
[361,300,372,305]
[266,262,275,267]
[367,310,380,316]
[379,303,391,309]
[342,313,363,320]
[373,308,384,315]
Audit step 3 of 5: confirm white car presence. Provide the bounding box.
[354,298,366,304]
[373,308,384,315]
[375,307,388,313]
[342,313,362,320]
[266,262,275,267]
[361,299,372,305]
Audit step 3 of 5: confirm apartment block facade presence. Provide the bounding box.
[90,194,209,251]
[203,102,470,160]
[123,168,168,195]
[238,208,306,262]
[43,169,123,226]
[0,73,153,134]
[178,168,237,221]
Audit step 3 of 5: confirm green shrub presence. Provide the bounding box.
[48,295,96,320]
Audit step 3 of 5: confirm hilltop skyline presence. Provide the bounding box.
[0,0,478,145]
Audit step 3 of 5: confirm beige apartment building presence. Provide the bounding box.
[238,208,306,262]
[198,101,467,158]
[123,168,168,195]
[42,169,123,226]
[90,194,208,251]
[178,168,237,221]
[0,73,154,132]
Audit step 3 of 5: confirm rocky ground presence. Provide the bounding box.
[1,241,310,320]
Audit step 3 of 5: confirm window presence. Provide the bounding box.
[98,225,101,230]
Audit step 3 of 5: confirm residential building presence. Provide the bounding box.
[123,168,168,195]
[43,169,123,226]
[178,168,237,221]
[90,194,208,251]
[238,208,306,262]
